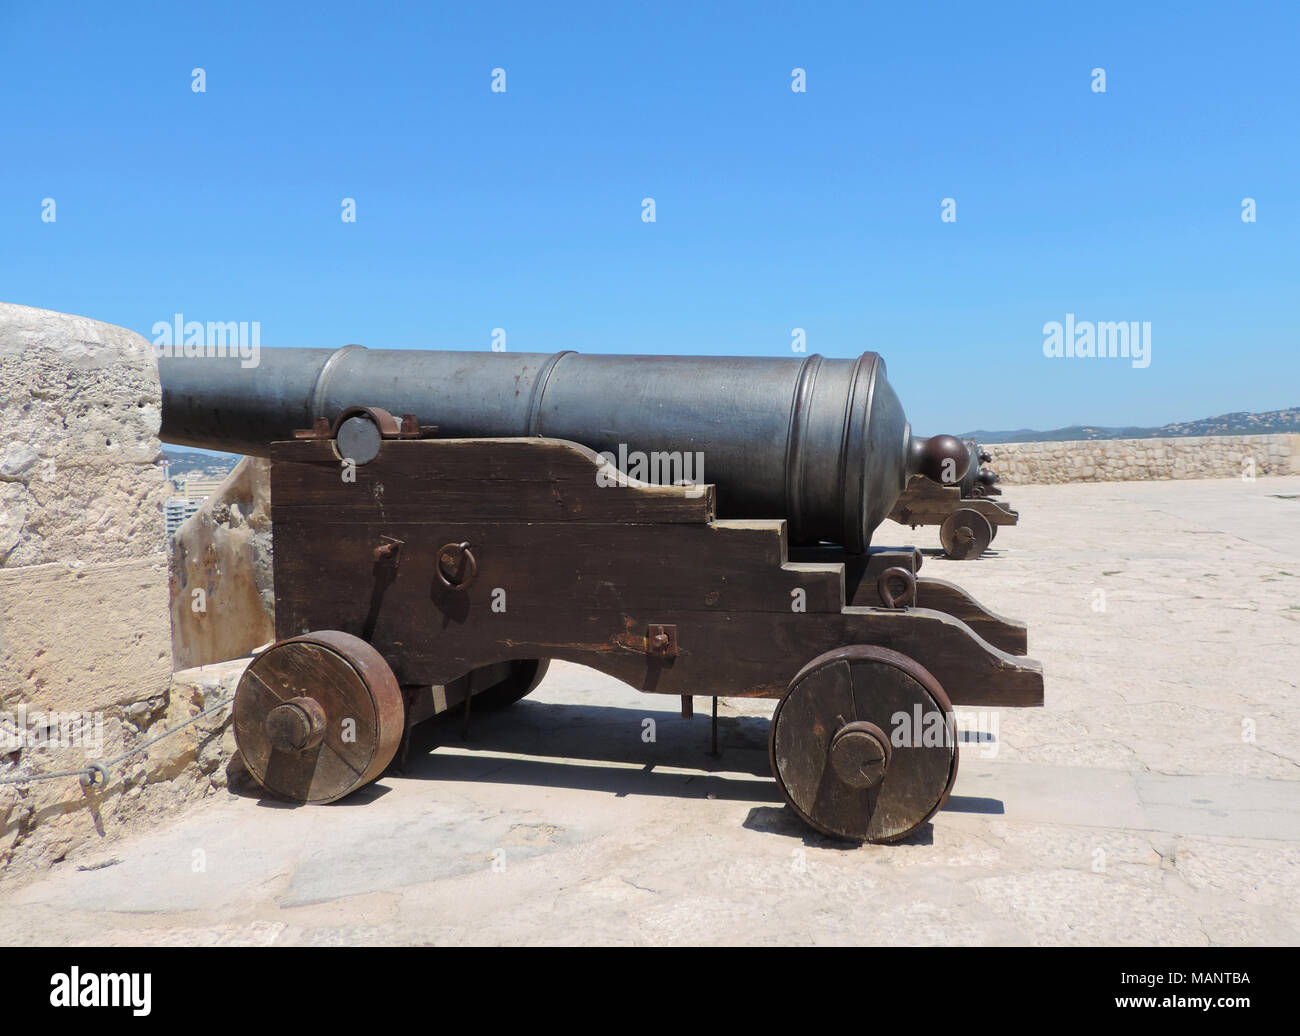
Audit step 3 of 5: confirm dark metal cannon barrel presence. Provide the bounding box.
[158,346,967,553]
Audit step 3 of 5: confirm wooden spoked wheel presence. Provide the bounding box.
[769,645,958,843]
[234,630,405,804]
[987,522,998,543]
[940,507,993,560]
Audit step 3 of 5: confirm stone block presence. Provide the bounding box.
[169,458,273,669]
[0,303,166,568]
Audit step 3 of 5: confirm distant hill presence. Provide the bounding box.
[965,407,1300,444]
[160,446,240,478]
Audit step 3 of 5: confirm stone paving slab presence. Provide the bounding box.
[0,475,1297,945]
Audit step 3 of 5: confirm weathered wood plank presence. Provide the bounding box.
[273,519,848,622]
[275,593,1043,709]
[271,437,716,524]
[913,577,1028,655]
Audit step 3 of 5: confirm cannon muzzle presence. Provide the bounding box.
[158,346,966,553]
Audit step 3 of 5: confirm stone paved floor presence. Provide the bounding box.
[1,476,1297,945]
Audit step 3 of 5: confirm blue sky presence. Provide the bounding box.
[1,1,1295,433]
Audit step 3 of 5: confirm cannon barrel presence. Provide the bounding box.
[957,439,989,498]
[158,346,967,552]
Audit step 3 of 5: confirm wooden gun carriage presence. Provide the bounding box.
[889,441,1019,560]
[234,422,1042,844]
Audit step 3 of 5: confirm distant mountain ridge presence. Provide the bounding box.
[160,446,240,478]
[964,407,1299,444]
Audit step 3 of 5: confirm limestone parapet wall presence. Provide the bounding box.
[0,303,235,879]
[987,433,1300,485]
[0,304,166,566]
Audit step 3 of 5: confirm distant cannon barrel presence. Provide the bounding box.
[952,440,1004,499]
[957,440,992,498]
[158,346,967,552]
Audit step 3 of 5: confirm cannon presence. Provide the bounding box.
[888,440,1020,560]
[160,346,1043,843]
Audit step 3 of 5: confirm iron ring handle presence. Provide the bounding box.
[79,762,110,788]
[436,542,477,590]
[877,566,916,610]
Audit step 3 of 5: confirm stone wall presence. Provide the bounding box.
[170,457,274,670]
[0,303,236,880]
[987,433,1300,486]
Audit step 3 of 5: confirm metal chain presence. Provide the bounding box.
[0,695,235,788]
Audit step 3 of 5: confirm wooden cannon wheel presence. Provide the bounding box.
[234,630,405,804]
[940,507,993,560]
[769,645,958,843]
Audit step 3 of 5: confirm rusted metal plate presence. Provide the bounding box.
[647,624,677,658]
